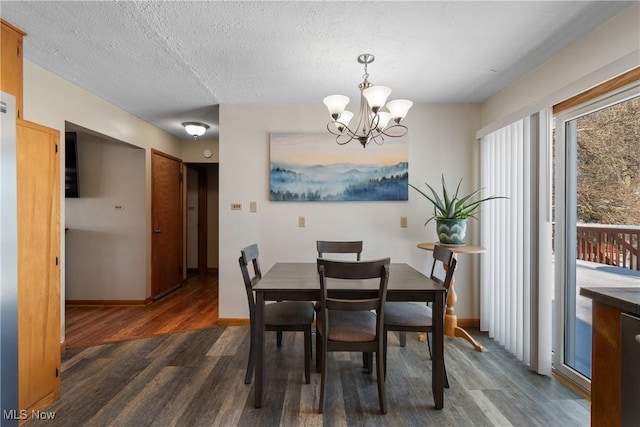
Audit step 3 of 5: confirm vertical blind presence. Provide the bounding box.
[480,114,552,375]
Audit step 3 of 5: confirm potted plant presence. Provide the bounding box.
[409,175,506,245]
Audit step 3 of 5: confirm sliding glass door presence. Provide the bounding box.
[554,86,640,391]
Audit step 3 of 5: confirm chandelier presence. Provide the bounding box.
[323,53,413,148]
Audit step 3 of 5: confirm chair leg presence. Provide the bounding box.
[444,362,450,389]
[428,331,449,388]
[245,326,255,385]
[365,353,373,374]
[376,349,387,414]
[277,330,283,347]
[304,327,311,384]
[319,343,327,413]
[399,331,406,347]
[316,329,321,373]
[383,326,388,381]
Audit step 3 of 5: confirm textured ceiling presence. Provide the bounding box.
[1,1,634,140]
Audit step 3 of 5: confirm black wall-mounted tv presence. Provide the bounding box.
[65,132,79,198]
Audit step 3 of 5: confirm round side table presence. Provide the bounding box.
[418,242,486,352]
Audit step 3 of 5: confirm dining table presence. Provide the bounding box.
[252,262,447,409]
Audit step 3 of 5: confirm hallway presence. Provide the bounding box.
[64,271,218,349]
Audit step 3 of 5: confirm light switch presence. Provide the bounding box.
[400,216,408,228]
[114,204,124,211]
[298,216,306,228]
[250,201,257,213]
[231,203,242,210]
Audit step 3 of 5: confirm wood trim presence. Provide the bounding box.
[553,66,640,114]
[0,18,27,36]
[223,315,472,329]
[552,368,590,401]
[217,318,249,326]
[18,388,59,425]
[150,148,182,163]
[207,267,219,273]
[457,318,480,328]
[65,299,151,306]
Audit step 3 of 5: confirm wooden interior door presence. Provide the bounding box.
[151,149,183,299]
[16,119,60,412]
[0,19,25,119]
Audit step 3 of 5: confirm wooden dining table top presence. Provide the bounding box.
[254,262,446,296]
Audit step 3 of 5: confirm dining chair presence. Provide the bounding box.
[239,244,314,385]
[316,240,366,369]
[383,245,456,386]
[316,240,363,260]
[316,257,390,414]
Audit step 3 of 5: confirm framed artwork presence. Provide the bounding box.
[269,132,408,201]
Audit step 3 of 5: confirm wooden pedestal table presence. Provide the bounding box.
[417,242,486,352]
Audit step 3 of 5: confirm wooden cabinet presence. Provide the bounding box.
[16,119,61,413]
[621,313,640,427]
[1,18,61,415]
[581,287,640,427]
[1,19,26,119]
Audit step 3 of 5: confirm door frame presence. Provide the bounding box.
[197,167,208,274]
[553,82,640,393]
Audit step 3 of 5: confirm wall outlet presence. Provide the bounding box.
[250,201,257,213]
[231,203,242,210]
[400,216,408,228]
[298,216,306,228]
[114,204,124,211]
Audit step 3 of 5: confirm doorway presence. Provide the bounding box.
[553,85,640,392]
[185,163,219,277]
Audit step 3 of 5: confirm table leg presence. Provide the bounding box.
[254,292,265,408]
[433,291,444,409]
[445,261,483,352]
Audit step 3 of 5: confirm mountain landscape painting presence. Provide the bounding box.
[270,133,408,201]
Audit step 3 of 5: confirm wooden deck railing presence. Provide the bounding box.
[576,224,640,271]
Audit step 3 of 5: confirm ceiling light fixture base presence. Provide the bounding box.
[182,121,209,140]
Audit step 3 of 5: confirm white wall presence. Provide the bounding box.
[65,133,145,300]
[481,3,640,131]
[218,103,482,319]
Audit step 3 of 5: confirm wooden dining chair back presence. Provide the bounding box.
[316,257,390,414]
[239,244,314,385]
[383,245,456,385]
[316,240,363,260]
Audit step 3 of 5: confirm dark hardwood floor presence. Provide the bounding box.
[29,324,589,426]
[64,271,218,349]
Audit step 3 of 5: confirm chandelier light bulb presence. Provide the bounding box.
[323,95,350,120]
[337,111,354,130]
[376,112,392,130]
[386,99,413,122]
[362,86,391,112]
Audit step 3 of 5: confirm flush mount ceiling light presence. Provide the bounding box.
[323,53,413,148]
[182,122,209,140]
